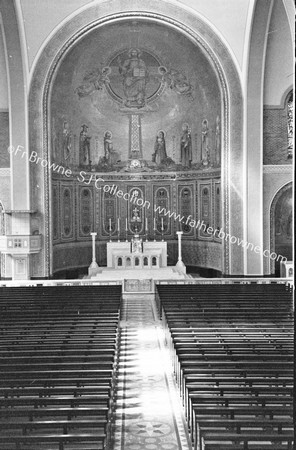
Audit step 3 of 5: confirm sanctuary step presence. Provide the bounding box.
[87,267,189,281]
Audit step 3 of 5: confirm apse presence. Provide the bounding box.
[49,18,223,276]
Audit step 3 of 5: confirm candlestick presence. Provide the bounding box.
[145,218,148,232]
[88,232,99,275]
[125,218,128,231]
[161,217,164,231]
[153,217,156,231]
[109,218,112,231]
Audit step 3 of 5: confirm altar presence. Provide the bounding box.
[87,232,187,283]
[107,235,167,269]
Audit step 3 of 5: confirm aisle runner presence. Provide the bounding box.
[113,295,191,450]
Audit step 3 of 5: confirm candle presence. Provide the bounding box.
[145,218,148,231]
[161,217,164,231]
[125,218,128,231]
[153,218,156,231]
[118,218,120,231]
[109,218,112,231]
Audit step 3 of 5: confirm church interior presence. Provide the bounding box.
[0,0,294,449]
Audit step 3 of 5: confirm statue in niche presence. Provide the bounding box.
[152,130,167,165]
[62,121,71,164]
[214,116,221,166]
[117,49,149,107]
[159,66,193,100]
[201,119,210,166]
[79,124,91,167]
[104,131,121,166]
[180,123,192,168]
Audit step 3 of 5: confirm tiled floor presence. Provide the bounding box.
[112,294,192,450]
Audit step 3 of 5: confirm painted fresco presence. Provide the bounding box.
[50,20,221,173]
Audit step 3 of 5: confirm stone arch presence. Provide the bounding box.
[28,0,243,277]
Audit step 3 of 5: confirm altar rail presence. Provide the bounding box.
[0,278,292,288]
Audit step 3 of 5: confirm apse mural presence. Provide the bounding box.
[49,19,223,274]
[50,20,221,173]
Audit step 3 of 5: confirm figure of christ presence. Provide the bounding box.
[118,49,148,107]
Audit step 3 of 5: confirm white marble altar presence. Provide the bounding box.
[107,235,167,269]
[87,234,188,283]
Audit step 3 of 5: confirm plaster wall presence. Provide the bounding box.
[0,23,8,109]
[19,0,251,72]
[264,0,294,106]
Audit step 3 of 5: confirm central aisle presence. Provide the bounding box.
[113,294,192,450]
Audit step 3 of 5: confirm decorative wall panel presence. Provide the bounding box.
[79,187,93,237]
[199,182,212,238]
[103,190,117,236]
[128,186,145,234]
[154,186,171,235]
[178,185,194,235]
[52,173,221,273]
[214,181,221,241]
[61,186,74,240]
[52,183,59,241]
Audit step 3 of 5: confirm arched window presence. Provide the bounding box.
[126,257,131,267]
[117,257,122,267]
[135,257,140,266]
[143,256,148,266]
[152,256,157,266]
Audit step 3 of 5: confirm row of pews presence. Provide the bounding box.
[0,285,122,450]
[157,283,294,450]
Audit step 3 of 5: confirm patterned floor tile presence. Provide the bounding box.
[112,296,192,450]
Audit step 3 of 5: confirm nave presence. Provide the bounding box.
[0,282,294,450]
[113,294,191,450]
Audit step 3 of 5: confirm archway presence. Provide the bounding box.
[270,183,293,275]
[28,0,243,278]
